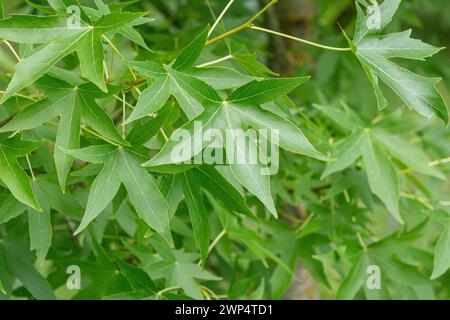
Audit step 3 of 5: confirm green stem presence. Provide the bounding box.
[156,286,181,298]
[1,40,21,61]
[206,0,278,45]
[197,230,226,266]
[208,0,235,37]
[26,154,36,180]
[197,54,233,68]
[81,125,122,148]
[121,92,126,139]
[0,91,38,102]
[356,232,367,251]
[102,35,136,80]
[250,25,352,52]
[429,156,450,166]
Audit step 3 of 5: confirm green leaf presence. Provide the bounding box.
[0,15,86,43]
[191,166,253,216]
[0,138,41,210]
[147,237,221,300]
[126,103,174,145]
[143,103,222,166]
[322,132,365,177]
[0,11,144,101]
[182,171,211,264]
[77,30,106,91]
[361,132,401,224]
[126,63,221,122]
[28,208,52,261]
[431,219,450,279]
[350,1,448,122]
[227,77,310,105]
[0,30,88,103]
[75,151,121,234]
[172,26,209,70]
[186,66,255,90]
[0,196,26,224]
[220,106,277,217]
[353,0,401,44]
[358,30,443,61]
[2,241,55,299]
[0,78,126,190]
[63,146,171,241]
[314,103,366,132]
[124,75,171,124]
[117,149,170,237]
[373,130,445,179]
[229,103,325,160]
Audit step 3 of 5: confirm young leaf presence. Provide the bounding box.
[147,237,221,300]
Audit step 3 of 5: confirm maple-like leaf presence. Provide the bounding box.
[0,76,127,190]
[317,103,444,224]
[346,0,448,123]
[0,7,145,102]
[61,144,171,244]
[0,137,40,210]
[144,77,325,217]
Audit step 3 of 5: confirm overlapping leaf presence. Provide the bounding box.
[0,7,145,102]
[0,76,127,190]
[0,137,40,210]
[61,144,171,243]
[318,104,444,224]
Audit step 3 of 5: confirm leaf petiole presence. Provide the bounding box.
[206,0,278,45]
[250,25,352,52]
[102,35,137,80]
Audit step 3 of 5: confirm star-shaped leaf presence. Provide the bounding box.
[0,76,128,190]
[28,177,83,261]
[318,103,445,224]
[347,0,448,123]
[0,9,146,102]
[147,236,221,300]
[124,26,231,123]
[61,144,171,244]
[0,137,40,210]
[144,77,325,217]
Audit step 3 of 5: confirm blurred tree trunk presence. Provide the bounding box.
[260,0,320,299]
[260,0,316,76]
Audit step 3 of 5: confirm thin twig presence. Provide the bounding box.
[0,91,38,102]
[197,54,233,68]
[206,0,278,45]
[122,92,126,139]
[250,25,352,52]
[208,0,235,37]
[197,230,226,266]
[102,35,136,80]
[81,125,122,147]
[26,154,36,180]
[429,157,450,167]
[2,40,21,61]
